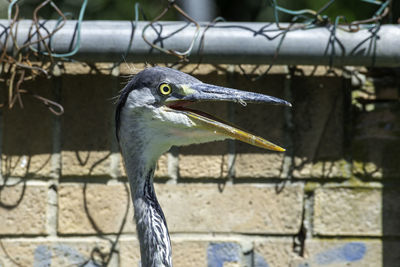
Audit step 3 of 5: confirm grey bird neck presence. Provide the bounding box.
[120,135,172,267]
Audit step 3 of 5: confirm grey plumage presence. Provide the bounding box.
[115,67,201,142]
[115,67,290,267]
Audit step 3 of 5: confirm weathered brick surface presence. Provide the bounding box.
[154,154,169,178]
[61,74,113,177]
[3,64,400,267]
[1,154,52,178]
[0,184,47,235]
[118,238,141,267]
[253,238,299,266]
[234,153,284,178]
[120,238,208,267]
[1,238,397,267]
[292,76,348,179]
[352,107,400,179]
[294,159,351,179]
[1,79,52,178]
[179,154,228,179]
[314,188,400,236]
[314,188,380,236]
[159,183,303,234]
[122,237,389,267]
[233,75,287,179]
[58,183,135,234]
[58,183,303,234]
[0,238,111,266]
[299,239,389,267]
[172,239,208,267]
[61,151,111,176]
[255,238,400,267]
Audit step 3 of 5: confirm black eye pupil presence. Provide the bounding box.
[160,84,171,95]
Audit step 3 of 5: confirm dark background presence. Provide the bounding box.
[1,0,398,23]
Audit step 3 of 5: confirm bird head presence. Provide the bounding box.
[115,67,291,157]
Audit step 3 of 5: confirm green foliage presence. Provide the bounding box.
[0,0,392,23]
[215,0,381,23]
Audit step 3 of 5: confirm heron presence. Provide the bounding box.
[115,67,290,267]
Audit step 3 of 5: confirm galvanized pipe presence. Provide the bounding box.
[178,0,216,21]
[1,20,399,66]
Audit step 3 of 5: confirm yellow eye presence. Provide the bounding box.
[159,83,172,95]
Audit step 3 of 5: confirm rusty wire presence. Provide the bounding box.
[268,0,391,31]
[0,0,87,115]
[236,0,392,79]
[0,0,395,113]
[142,0,201,62]
[139,0,393,79]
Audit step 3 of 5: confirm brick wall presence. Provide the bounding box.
[0,64,399,267]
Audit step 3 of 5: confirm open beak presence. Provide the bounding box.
[165,83,291,152]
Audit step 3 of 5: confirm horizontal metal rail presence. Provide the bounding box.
[1,20,400,66]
